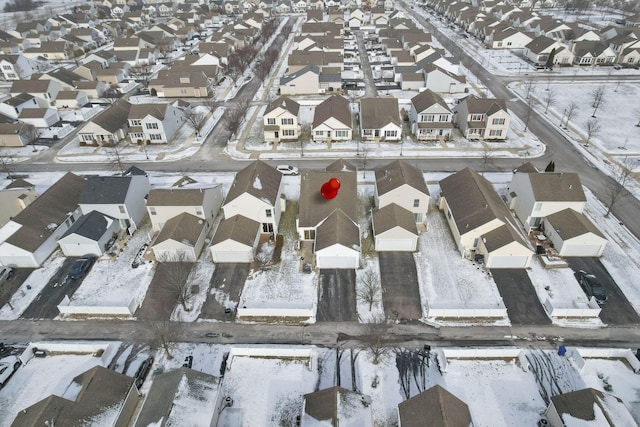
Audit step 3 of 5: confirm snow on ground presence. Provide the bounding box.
[171,257,216,322]
[356,256,384,323]
[357,350,404,425]
[66,221,154,312]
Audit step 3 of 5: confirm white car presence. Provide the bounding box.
[276,165,299,176]
[0,355,20,386]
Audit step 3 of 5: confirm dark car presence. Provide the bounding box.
[67,257,97,280]
[576,270,607,304]
[135,357,154,388]
[183,355,193,368]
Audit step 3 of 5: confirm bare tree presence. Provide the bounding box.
[185,109,206,137]
[225,101,248,136]
[590,85,606,118]
[0,154,15,180]
[106,144,126,174]
[146,320,182,360]
[362,317,390,365]
[563,101,578,129]
[357,269,381,311]
[395,347,432,399]
[523,78,536,100]
[584,118,600,145]
[202,96,219,116]
[523,96,535,132]
[480,143,494,175]
[542,89,556,114]
[157,255,195,312]
[128,63,155,88]
[604,156,637,218]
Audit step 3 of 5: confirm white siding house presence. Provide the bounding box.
[210,215,261,263]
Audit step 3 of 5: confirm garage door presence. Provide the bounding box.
[487,255,530,269]
[561,244,604,257]
[376,238,416,252]
[212,250,251,263]
[63,243,100,257]
[317,255,358,269]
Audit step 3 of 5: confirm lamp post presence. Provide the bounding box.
[560,109,567,128]
[143,140,149,160]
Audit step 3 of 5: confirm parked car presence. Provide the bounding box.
[0,267,13,286]
[276,165,299,176]
[135,357,154,389]
[576,270,607,304]
[67,257,97,280]
[0,355,21,386]
[32,347,47,358]
[183,355,193,368]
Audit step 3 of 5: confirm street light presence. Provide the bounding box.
[143,140,149,160]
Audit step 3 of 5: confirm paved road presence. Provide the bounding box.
[354,31,378,98]
[378,252,422,321]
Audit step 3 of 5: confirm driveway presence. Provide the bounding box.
[491,269,551,325]
[317,269,357,322]
[21,258,86,319]
[378,252,423,321]
[0,268,34,308]
[136,263,194,321]
[199,263,249,321]
[566,258,640,325]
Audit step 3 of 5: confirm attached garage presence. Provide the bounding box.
[316,244,360,269]
[478,225,533,269]
[315,210,361,269]
[372,204,419,252]
[543,209,607,257]
[58,211,119,257]
[210,215,260,264]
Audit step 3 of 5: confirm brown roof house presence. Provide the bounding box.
[453,95,510,140]
[423,63,467,94]
[146,185,224,232]
[149,70,212,98]
[298,159,360,269]
[301,386,373,427]
[0,178,38,227]
[152,212,210,262]
[263,96,301,144]
[439,167,533,269]
[545,388,636,427]
[542,208,607,257]
[0,172,86,267]
[409,89,453,141]
[311,95,352,143]
[0,123,39,147]
[77,99,132,146]
[359,97,402,141]
[210,214,262,263]
[397,384,473,427]
[127,101,186,144]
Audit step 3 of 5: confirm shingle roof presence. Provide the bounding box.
[303,386,370,425]
[375,160,429,197]
[4,93,36,107]
[325,159,356,172]
[80,176,132,205]
[461,95,507,115]
[312,95,351,129]
[61,210,115,241]
[280,64,320,85]
[147,187,215,206]
[528,172,585,202]
[154,212,206,246]
[359,97,401,129]
[315,208,359,251]
[6,172,85,252]
[481,223,527,252]
[90,99,132,134]
[211,214,260,246]
[372,203,418,236]
[225,160,282,206]
[550,388,633,425]
[398,385,473,427]
[264,96,300,116]
[298,170,357,228]
[545,208,604,240]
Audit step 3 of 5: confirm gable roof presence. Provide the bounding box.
[61,210,115,241]
[211,214,260,246]
[545,208,604,240]
[325,159,356,172]
[423,63,466,83]
[527,172,586,202]
[264,96,300,116]
[225,160,282,206]
[280,64,320,85]
[398,384,472,427]
[128,102,170,120]
[299,170,357,228]
[460,95,507,116]
[375,160,429,197]
[312,95,351,129]
[360,97,401,129]
[302,386,371,426]
[550,388,635,426]
[147,186,215,206]
[481,222,528,251]
[154,212,206,246]
[90,99,132,134]
[6,172,86,252]
[315,208,359,251]
[410,89,451,113]
[372,203,419,236]
[80,176,132,205]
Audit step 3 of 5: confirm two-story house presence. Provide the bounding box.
[0,54,34,80]
[146,185,224,232]
[454,95,510,140]
[263,96,300,144]
[409,89,453,141]
[127,101,186,144]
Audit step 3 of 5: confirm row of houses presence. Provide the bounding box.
[263,92,510,145]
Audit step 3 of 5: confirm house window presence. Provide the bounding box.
[2,65,11,70]
[315,130,323,136]
[304,229,315,240]
[363,129,373,136]
[473,238,479,247]
[180,89,188,95]
[130,119,141,126]
[150,133,163,140]
[149,207,156,215]
[266,209,272,218]
[439,114,449,122]
[384,130,397,137]
[281,118,294,125]
[420,114,435,122]
[335,130,348,137]
[414,212,423,222]
[413,199,419,208]
[492,118,505,125]
[146,122,159,130]
[507,41,512,46]
[119,205,126,214]
[267,118,276,125]
[470,114,483,121]
[489,129,502,137]
[81,134,94,142]
[196,208,203,216]
[282,129,295,136]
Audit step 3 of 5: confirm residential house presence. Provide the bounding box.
[488,26,533,49]
[372,204,419,252]
[572,40,616,65]
[78,100,132,145]
[454,95,510,140]
[57,210,120,256]
[146,185,224,232]
[78,174,150,234]
[0,172,86,268]
[0,123,39,147]
[359,97,402,141]
[312,95,352,143]
[523,36,574,66]
[55,90,89,109]
[17,107,60,128]
[545,388,636,427]
[149,70,212,97]
[301,387,373,427]
[223,160,285,235]
[210,214,261,263]
[397,385,473,427]
[506,168,586,232]
[409,89,453,141]
[617,41,640,66]
[11,366,138,427]
[152,212,209,261]
[263,96,301,144]
[127,101,185,144]
[297,160,360,269]
[439,167,533,268]
[74,80,109,100]
[10,79,63,106]
[0,179,38,227]
[542,208,607,257]
[0,54,34,80]
[0,93,47,120]
[423,63,467,94]
[23,41,70,61]
[279,64,320,95]
[374,160,430,227]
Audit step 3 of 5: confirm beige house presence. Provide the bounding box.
[279,64,320,95]
[210,214,261,263]
[152,212,209,262]
[542,208,607,257]
[0,179,38,227]
[312,95,352,143]
[149,70,212,98]
[374,160,430,226]
[146,185,223,232]
[454,95,510,140]
[372,204,419,252]
[77,100,132,146]
[409,89,453,141]
[263,96,300,144]
[0,123,39,147]
[359,97,402,141]
[439,167,533,268]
